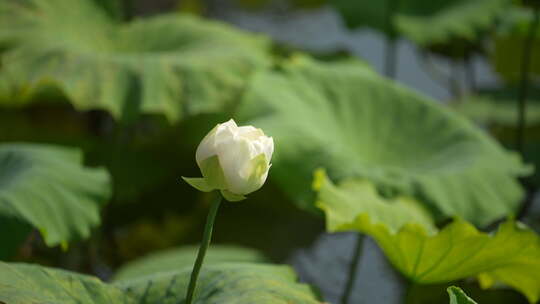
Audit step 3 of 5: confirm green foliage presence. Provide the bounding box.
[0,262,129,303]
[0,0,537,301]
[0,0,270,122]
[313,169,436,234]
[183,177,215,192]
[448,287,478,304]
[91,0,124,20]
[114,245,269,281]
[315,171,540,303]
[239,57,529,226]
[198,155,229,190]
[0,143,111,248]
[0,217,31,260]
[331,0,511,45]
[117,263,322,304]
[455,87,540,126]
[406,282,528,304]
[454,87,540,186]
[0,262,322,303]
[235,0,326,9]
[491,7,540,83]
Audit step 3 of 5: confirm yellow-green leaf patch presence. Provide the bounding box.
[315,170,540,303]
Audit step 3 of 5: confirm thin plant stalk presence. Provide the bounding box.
[449,42,464,99]
[418,51,453,92]
[340,233,365,304]
[185,193,222,304]
[123,0,134,21]
[384,0,399,78]
[465,57,476,93]
[449,59,462,99]
[385,38,398,78]
[516,5,540,155]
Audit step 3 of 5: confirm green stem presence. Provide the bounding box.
[340,233,365,304]
[185,193,222,304]
[449,59,462,99]
[122,0,134,21]
[516,5,540,156]
[419,51,453,92]
[465,57,476,93]
[385,38,398,79]
[384,0,399,78]
[515,5,539,220]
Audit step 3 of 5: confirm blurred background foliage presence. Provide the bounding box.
[1,0,540,303]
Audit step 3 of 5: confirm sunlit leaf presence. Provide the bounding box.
[447,286,478,304]
[0,143,111,247]
[290,231,529,304]
[330,0,511,45]
[0,262,322,303]
[0,0,270,122]
[406,282,528,304]
[238,57,529,226]
[315,171,540,303]
[114,245,269,281]
[313,169,436,234]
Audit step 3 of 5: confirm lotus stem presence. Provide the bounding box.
[384,0,399,78]
[340,233,365,304]
[516,5,540,155]
[185,193,222,304]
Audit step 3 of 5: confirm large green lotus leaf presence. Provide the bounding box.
[238,57,529,226]
[0,143,111,247]
[315,171,540,303]
[116,263,322,304]
[0,262,131,303]
[0,0,270,122]
[491,7,540,84]
[114,245,269,281]
[0,262,322,303]
[330,0,511,45]
[448,287,478,304]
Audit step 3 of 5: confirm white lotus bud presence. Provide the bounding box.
[183,119,273,201]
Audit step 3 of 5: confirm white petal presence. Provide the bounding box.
[214,120,239,146]
[262,137,274,164]
[237,126,264,140]
[220,119,238,128]
[195,120,240,165]
[218,119,238,136]
[216,136,253,194]
[240,153,270,193]
[250,138,265,159]
[196,125,218,165]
